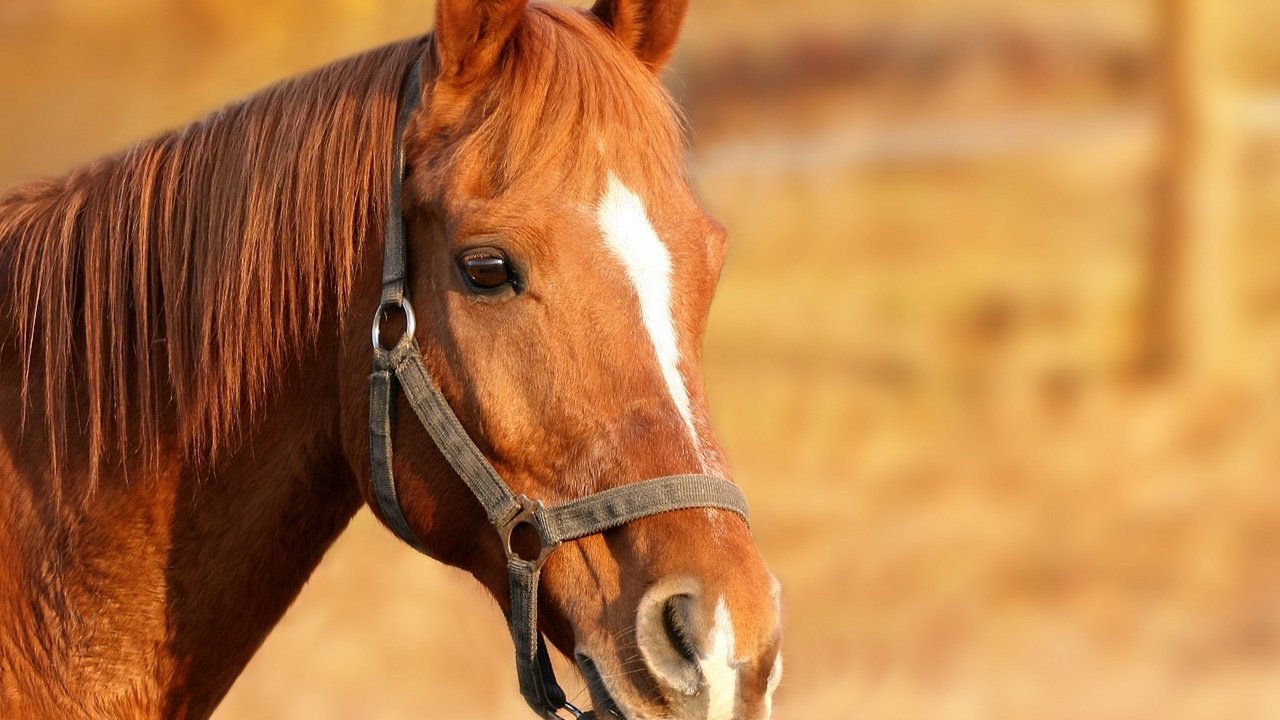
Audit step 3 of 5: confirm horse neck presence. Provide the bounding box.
[0,322,362,718]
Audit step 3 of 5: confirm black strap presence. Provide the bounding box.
[368,59,751,720]
[380,60,421,307]
[369,364,427,553]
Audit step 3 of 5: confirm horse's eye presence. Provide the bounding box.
[459,251,511,290]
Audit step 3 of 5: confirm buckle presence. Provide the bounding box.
[499,495,558,571]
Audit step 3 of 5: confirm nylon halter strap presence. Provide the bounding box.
[368,61,751,719]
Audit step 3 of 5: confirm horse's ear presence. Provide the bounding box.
[434,0,529,85]
[591,0,689,71]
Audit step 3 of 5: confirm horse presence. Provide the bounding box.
[0,1,782,718]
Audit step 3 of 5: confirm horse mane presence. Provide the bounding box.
[0,38,424,480]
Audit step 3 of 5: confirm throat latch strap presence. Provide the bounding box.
[368,60,751,720]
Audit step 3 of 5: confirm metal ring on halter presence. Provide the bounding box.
[500,495,559,571]
[371,297,417,351]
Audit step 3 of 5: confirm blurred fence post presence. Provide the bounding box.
[1154,0,1240,380]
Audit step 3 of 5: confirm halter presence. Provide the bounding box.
[368,61,750,718]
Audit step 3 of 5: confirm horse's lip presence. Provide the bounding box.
[575,652,627,719]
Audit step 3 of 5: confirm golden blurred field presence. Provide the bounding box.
[4,1,1280,718]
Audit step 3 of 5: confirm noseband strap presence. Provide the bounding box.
[369,60,750,719]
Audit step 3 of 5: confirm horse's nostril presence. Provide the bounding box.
[637,582,704,696]
[662,594,699,662]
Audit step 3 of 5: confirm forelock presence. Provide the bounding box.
[446,5,687,197]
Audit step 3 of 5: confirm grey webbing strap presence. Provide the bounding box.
[509,558,568,714]
[385,339,521,527]
[380,60,421,307]
[536,474,749,545]
[382,339,749,544]
[369,359,429,553]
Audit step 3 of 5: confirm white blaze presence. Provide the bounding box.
[596,172,699,449]
[703,597,739,720]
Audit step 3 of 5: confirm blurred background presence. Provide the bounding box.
[4,0,1280,718]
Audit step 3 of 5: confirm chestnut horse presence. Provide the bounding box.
[0,1,782,718]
